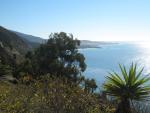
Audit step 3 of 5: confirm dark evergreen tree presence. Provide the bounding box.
[84,78,97,93]
[22,32,86,82]
[0,58,12,76]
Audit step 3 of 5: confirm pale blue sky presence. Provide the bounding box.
[0,0,150,41]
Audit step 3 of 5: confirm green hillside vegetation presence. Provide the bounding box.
[0,76,115,113]
[0,26,32,67]
[13,31,46,48]
[0,31,150,113]
[0,26,31,53]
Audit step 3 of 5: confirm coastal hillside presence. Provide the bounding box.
[14,31,46,48]
[14,31,103,49]
[0,26,103,65]
[0,26,31,53]
[13,29,104,49]
[0,26,31,65]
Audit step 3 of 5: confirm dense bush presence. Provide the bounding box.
[0,76,114,113]
[17,32,86,82]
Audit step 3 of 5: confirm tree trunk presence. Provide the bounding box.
[115,99,131,113]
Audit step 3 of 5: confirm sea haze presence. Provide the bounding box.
[79,42,150,86]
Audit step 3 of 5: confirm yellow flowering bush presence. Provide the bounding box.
[0,77,113,113]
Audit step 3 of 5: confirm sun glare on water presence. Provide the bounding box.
[134,42,150,74]
[136,42,150,49]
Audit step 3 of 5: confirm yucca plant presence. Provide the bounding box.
[104,63,150,113]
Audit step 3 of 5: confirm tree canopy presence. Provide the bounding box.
[20,32,86,82]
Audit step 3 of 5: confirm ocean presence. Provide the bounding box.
[79,42,150,86]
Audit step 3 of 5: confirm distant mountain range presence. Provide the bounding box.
[14,31,46,44]
[0,26,113,65]
[13,31,46,48]
[0,26,30,65]
[12,31,104,49]
[11,28,105,49]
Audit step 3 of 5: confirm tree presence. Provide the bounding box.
[0,58,12,76]
[104,63,150,113]
[29,32,86,82]
[14,51,34,79]
[84,78,97,93]
[90,79,97,93]
[0,63,12,76]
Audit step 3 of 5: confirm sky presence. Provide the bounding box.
[0,0,150,41]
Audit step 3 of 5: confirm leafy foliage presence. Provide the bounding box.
[18,32,86,82]
[0,77,113,113]
[84,78,97,93]
[104,63,150,113]
[0,59,12,76]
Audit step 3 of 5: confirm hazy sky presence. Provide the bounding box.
[0,0,150,41]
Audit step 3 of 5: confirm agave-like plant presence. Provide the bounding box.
[104,63,150,113]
